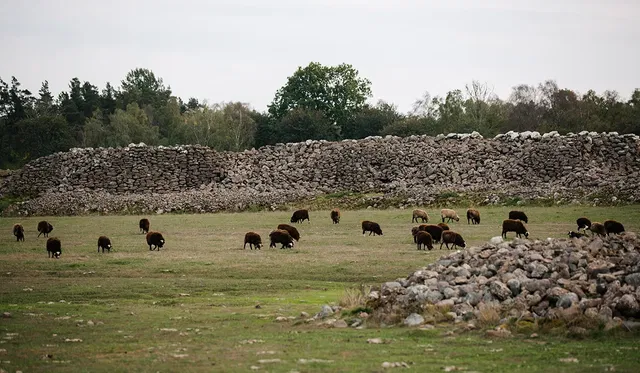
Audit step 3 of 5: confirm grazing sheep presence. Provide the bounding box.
[146,231,165,251]
[604,220,625,235]
[589,222,607,237]
[139,218,150,234]
[440,209,460,223]
[361,221,383,236]
[502,219,529,239]
[277,224,301,241]
[13,224,24,242]
[269,229,295,249]
[440,231,466,250]
[415,231,434,250]
[37,221,53,238]
[508,210,528,224]
[466,208,481,225]
[438,223,450,231]
[46,237,61,258]
[290,209,310,223]
[98,236,112,253]
[418,224,444,243]
[568,231,586,238]
[412,209,430,223]
[576,217,591,232]
[411,226,420,243]
[330,208,340,224]
[244,232,262,250]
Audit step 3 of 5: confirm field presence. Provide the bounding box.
[1,205,640,372]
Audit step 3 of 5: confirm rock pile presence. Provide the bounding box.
[2,131,639,215]
[368,233,640,326]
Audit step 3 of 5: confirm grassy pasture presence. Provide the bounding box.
[1,205,640,372]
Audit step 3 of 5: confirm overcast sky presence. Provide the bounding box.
[1,0,638,112]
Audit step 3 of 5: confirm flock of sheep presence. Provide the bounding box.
[9,207,626,258]
[10,218,165,259]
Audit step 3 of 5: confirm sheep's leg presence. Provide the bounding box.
[439,242,443,250]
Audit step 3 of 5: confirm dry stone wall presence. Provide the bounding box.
[2,131,640,215]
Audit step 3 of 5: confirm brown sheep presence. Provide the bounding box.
[139,218,150,234]
[415,231,434,250]
[269,229,295,249]
[502,219,529,239]
[466,208,480,225]
[330,208,340,224]
[13,224,24,242]
[438,223,450,231]
[412,209,429,223]
[37,221,53,238]
[440,231,466,250]
[146,231,165,251]
[277,224,300,241]
[244,232,262,250]
[46,237,62,258]
[418,224,444,243]
[440,209,459,223]
[508,210,528,224]
[604,220,625,235]
[361,221,383,236]
[576,217,591,232]
[98,236,112,253]
[589,222,607,237]
[290,209,310,223]
[411,226,420,243]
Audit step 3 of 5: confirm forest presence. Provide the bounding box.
[1,62,639,169]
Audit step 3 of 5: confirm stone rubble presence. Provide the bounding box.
[368,233,640,325]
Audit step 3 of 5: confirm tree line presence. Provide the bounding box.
[1,63,639,169]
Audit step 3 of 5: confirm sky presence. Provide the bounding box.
[1,0,639,113]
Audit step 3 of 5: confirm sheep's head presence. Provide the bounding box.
[54,251,61,259]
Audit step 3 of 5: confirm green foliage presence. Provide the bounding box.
[2,67,640,170]
[267,62,372,142]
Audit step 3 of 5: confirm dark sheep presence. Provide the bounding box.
[361,221,383,236]
[330,208,340,224]
[576,217,591,232]
[440,231,466,250]
[37,221,53,238]
[466,208,481,225]
[98,236,112,253]
[568,231,586,238]
[46,237,61,258]
[604,220,625,235]
[411,227,420,243]
[415,231,434,250]
[437,223,450,231]
[277,224,300,241]
[290,209,310,224]
[13,224,24,242]
[269,229,295,249]
[244,232,262,250]
[418,224,444,243]
[139,218,150,234]
[412,209,429,223]
[508,210,528,224]
[502,219,529,239]
[146,231,165,251]
[589,222,607,237]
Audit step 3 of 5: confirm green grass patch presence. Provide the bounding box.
[1,206,640,371]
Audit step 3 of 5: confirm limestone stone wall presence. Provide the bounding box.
[2,130,640,215]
